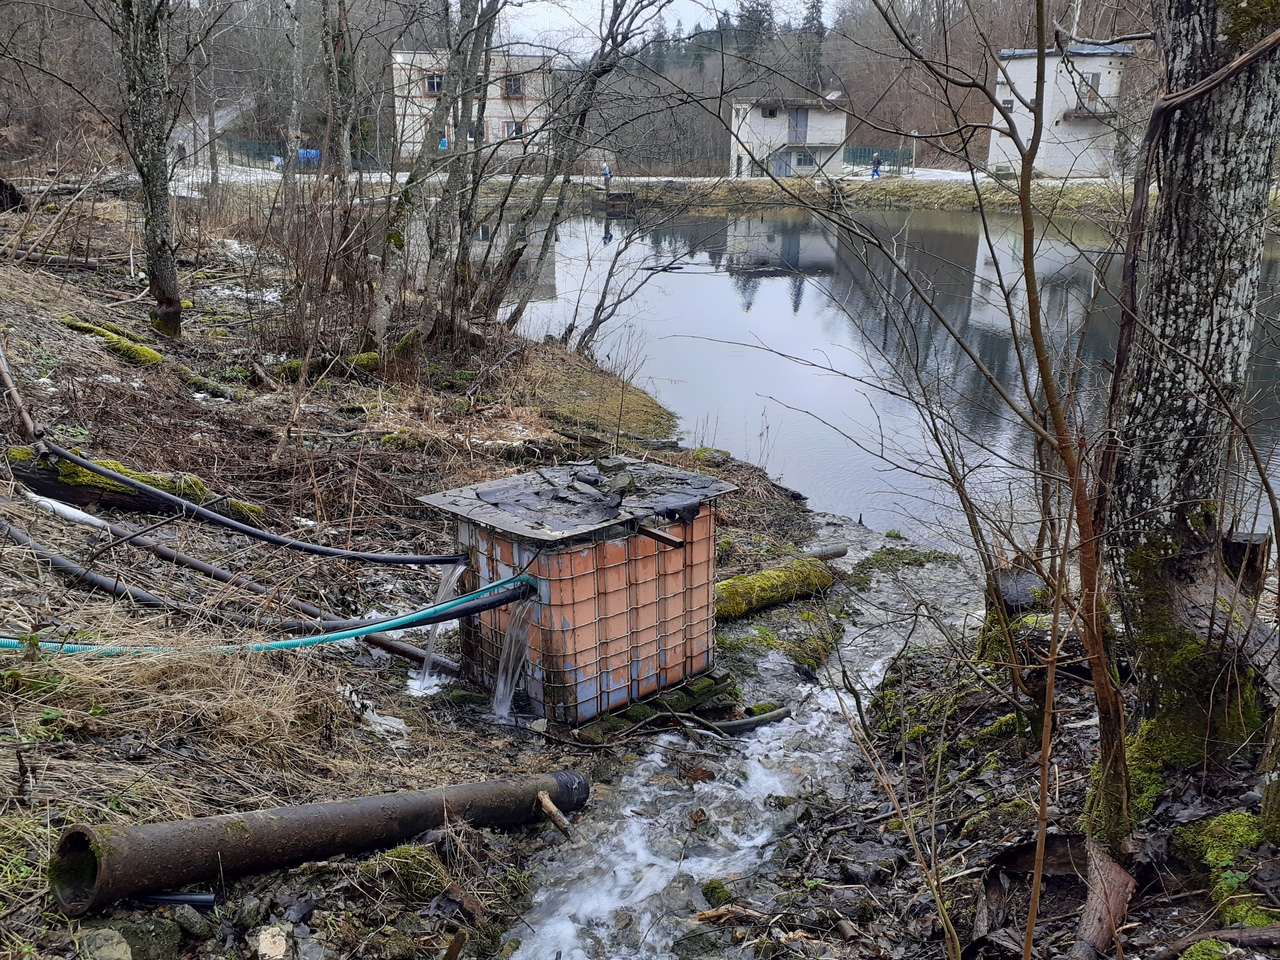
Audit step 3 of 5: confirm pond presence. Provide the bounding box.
[525,207,1280,542]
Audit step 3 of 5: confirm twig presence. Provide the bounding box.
[537,790,573,839]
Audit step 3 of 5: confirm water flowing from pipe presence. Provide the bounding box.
[408,561,467,695]
[492,597,535,718]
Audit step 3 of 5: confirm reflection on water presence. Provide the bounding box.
[526,208,1280,539]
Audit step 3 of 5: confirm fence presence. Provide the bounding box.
[843,145,915,175]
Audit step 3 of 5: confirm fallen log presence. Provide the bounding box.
[714,557,835,621]
[1150,924,1280,960]
[6,444,235,516]
[6,247,100,269]
[1067,841,1135,960]
[49,770,590,916]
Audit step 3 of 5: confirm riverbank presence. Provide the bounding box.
[0,192,835,959]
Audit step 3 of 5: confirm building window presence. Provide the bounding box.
[503,120,524,138]
[467,121,484,142]
[503,75,524,98]
[425,73,443,95]
[761,106,777,119]
[475,224,492,242]
[1076,72,1101,111]
[795,151,815,168]
[1001,99,1014,110]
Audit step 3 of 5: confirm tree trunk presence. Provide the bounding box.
[281,0,304,245]
[1108,2,1280,802]
[121,0,182,336]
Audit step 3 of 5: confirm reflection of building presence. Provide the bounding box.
[391,50,555,157]
[724,214,838,275]
[729,93,846,178]
[405,216,557,304]
[968,217,1109,334]
[987,44,1132,178]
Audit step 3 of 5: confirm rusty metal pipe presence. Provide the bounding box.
[50,770,589,916]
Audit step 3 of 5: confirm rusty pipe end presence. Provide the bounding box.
[49,825,104,917]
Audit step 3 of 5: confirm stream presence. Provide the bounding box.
[506,519,985,959]
[502,205,1280,955]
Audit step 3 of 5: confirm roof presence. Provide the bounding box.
[998,44,1133,59]
[733,91,845,109]
[417,457,737,542]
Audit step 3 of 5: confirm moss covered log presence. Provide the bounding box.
[714,558,835,621]
[5,445,261,521]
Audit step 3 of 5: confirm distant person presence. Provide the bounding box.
[439,135,448,151]
[602,161,612,193]
[871,152,881,179]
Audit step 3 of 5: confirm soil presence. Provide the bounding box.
[0,184,1273,960]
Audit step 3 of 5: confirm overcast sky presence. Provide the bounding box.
[502,0,772,50]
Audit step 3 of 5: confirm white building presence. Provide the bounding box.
[730,93,847,178]
[987,44,1132,178]
[391,50,555,158]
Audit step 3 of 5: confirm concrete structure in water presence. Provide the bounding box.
[986,44,1133,179]
[419,458,735,723]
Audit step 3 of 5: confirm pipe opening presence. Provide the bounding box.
[50,828,100,916]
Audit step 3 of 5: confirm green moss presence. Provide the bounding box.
[1173,812,1276,928]
[1178,812,1260,868]
[349,351,380,373]
[714,558,834,621]
[367,844,451,901]
[701,878,733,907]
[957,712,1025,750]
[848,546,956,591]
[393,328,420,361]
[1174,939,1230,960]
[746,701,781,717]
[52,453,209,501]
[655,689,696,714]
[60,316,164,366]
[624,703,656,723]
[227,499,265,521]
[7,446,35,462]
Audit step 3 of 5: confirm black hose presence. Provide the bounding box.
[41,441,467,567]
[0,517,171,609]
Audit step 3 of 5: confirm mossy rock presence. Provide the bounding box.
[1173,812,1276,927]
[714,558,834,621]
[701,878,733,907]
[848,546,957,591]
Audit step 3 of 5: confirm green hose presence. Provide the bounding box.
[0,574,538,657]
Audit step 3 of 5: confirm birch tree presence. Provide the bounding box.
[97,0,184,335]
[1101,3,1280,840]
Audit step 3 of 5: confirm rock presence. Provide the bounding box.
[294,925,332,960]
[235,896,269,930]
[110,919,182,960]
[79,929,132,960]
[172,903,213,940]
[988,568,1046,617]
[251,924,291,960]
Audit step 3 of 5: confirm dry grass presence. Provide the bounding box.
[512,344,677,440]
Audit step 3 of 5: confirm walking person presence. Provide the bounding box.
[871,152,881,179]
[602,161,612,194]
